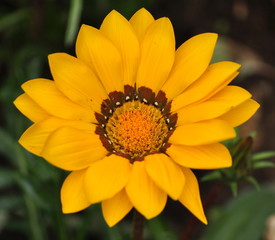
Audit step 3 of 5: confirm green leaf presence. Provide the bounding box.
[201,171,222,182]
[13,174,49,210]
[201,188,275,240]
[252,161,275,169]
[245,176,260,191]
[0,169,16,189]
[0,195,22,210]
[229,182,238,197]
[65,0,83,47]
[0,127,18,161]
[0,8,29,32]
[252,151,275,161]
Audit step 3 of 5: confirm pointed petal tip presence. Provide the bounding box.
[133,8,152,16]
[156,16,173,26]
[190,32,218,48]
[61,200,90,214]
[79,24,91,32]
[201,32,218,41]
[201,215,208,225]
[13,95,22,107]
[47,52,64,67]
[108,9,121,16]
[102,9,123,23]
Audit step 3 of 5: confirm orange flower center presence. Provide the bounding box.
[106,101,168,158]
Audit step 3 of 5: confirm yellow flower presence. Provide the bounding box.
[14,8,259,227]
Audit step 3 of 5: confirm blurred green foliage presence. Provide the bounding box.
[202,187,275,240]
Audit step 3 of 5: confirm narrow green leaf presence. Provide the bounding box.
[13,175,49,210]
[245,176,261,191]
[0,195,22,210]
[0,169,16,189]
[252,151,275,161]
[201,171,222,182]
[65,0,83,47]
[229,182,238,197]
[252,161,275,169]
[0,127,17,160]
[0,8,29,32]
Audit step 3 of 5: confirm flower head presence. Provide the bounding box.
[14,8,259,227]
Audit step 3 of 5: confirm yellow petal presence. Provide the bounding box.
[129,8,155,42]
[48,53,107,112]
[75,24,123,93]
[136,17,175,93]
[162,33,218,100]
[85,154,131,204]
[176,86,252,125]
[61,169,90,213]
[179,168,207,224]
[22,79,95,122]
[100,10,139,86]
[19,117,94,156]
[144,153,185,200]
[219,99,260,127]
[14,93,49,122]
[125,161,167,219]
[171,62,240,112]
[102,189,133,227]
[167,143,232,169]
[41,127,108,171]
[169,119,236,146]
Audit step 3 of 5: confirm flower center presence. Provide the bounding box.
[106,101,168,159]
[95,86,178,161]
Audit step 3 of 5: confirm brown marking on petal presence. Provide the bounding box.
[131,156,144,163]
[95,112,108,124]
[162,101,172,115]
[95,126,114,152]
[101,98,113,117]
[160,142,171,152]
[131,151,159,163]
[109,91,125,107]
[138,87,155,104]
[124,85,136,101]
[167,113,178,128]
[155,91,167,108]
[163,129,175,144]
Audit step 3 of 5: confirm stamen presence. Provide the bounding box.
[105,101,168,159]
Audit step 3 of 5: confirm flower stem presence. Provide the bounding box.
[133,210,144,240]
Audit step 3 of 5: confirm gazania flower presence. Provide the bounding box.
[14,8,259,227]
